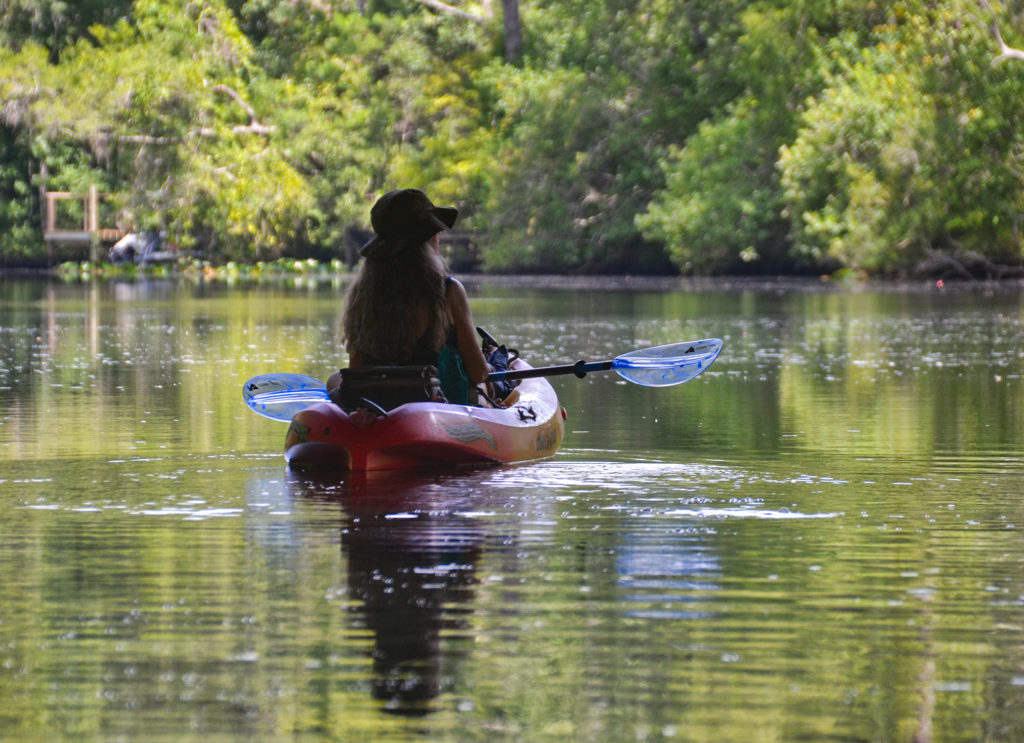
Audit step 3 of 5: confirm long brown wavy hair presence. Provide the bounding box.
[342,238,449,362]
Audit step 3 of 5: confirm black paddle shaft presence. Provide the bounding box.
[487,359,614,383]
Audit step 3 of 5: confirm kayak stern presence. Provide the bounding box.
[284,364,564,471]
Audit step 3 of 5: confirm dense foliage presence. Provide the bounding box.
[1,0,1023,274]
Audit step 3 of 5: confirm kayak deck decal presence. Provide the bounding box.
[442,421,497,449]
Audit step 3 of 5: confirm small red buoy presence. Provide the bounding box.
[561,407,568,420]
[936,279,944,289]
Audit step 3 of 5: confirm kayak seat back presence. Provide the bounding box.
[334,365,445,412]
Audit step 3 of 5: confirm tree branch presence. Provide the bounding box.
[109,85,278,142]
[213,84,276,135]
[410,0,488,23]
[979,0,1024,63]
[116,134,184,145]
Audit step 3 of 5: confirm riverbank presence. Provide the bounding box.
[4,261,1024,296]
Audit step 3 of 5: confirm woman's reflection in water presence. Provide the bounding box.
[291,470,485,715]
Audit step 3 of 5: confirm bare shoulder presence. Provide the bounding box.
[446,275,468,295]
[445,276,471,306]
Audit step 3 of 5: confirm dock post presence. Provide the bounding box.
[88,185,99,263]
[40,166,53,267]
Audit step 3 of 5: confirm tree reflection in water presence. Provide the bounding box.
[290,469,485,716]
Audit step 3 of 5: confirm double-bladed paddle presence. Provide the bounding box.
[488,337,721,387]
[243,337,722,422]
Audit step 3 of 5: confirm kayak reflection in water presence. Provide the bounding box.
[344,499,482,712]
[328,189,490,408]
[295,471,484,715]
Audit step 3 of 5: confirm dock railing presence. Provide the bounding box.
[43,186,128,263]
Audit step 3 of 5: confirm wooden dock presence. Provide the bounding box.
[43,186,128,262]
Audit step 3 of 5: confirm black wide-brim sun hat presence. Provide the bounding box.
[360,189,458,259]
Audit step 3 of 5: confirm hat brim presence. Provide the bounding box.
[434,205,458,229]
[360,204,459,258]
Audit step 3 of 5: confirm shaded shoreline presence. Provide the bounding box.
[3,266,1024,295]
[460,274,1024,295]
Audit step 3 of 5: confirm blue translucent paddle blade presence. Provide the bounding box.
[242,373,330,421]
[610,338,723,387]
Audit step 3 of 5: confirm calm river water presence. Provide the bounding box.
[1,275,1023,742]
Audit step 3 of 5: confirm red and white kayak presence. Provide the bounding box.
[283,358,565,471]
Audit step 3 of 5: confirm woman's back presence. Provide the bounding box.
[329,189,489,406]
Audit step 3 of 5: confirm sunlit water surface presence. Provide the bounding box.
[1,277,1023,742]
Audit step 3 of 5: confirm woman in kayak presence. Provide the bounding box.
[327,188,490,405]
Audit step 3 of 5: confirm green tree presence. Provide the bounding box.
[0,0,134,60]
[637,0,909,274]
[637,96,793,274]
[0,126,40,265]
[778,44,936,271]
[231,0,499,256]
[473,0,728,272]
[1,0,317,261]
[917,0,1024,267]
[778,0,1024,273]
[3,0,1024,274]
